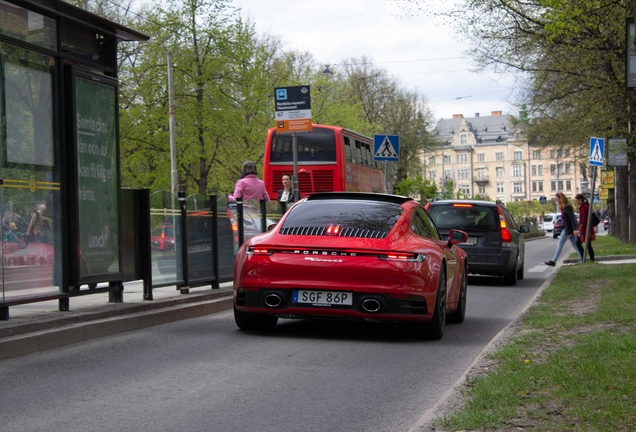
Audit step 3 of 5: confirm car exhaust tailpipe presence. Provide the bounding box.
[264,294,282,308]
[361,298,381,313]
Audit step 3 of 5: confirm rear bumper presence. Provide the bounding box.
[465,248,515,276]
[234,288,433,321]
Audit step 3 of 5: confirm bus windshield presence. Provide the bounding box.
[270,128,336,162]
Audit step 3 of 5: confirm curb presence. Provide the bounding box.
[0,291,234,361]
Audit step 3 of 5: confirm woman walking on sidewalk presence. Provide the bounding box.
[574,193,595,262]
[545,192,583,266]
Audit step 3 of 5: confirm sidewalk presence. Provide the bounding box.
[0,280,234,360]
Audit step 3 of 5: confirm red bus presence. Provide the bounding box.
[262,124,386,199]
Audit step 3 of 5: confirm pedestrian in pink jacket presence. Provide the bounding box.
[229,160,270,202]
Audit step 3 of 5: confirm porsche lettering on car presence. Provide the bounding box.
[233,192,469,340]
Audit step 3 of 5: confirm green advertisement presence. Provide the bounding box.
[75,77,119,277]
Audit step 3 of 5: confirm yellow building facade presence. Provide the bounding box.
[426,111,597,204]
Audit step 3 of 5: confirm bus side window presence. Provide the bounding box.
[364,143,372,166]
[355,140,364,165]
[344,137,352,162]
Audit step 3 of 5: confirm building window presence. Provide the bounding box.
[429,170,436,181]
[551,181,556,191]
[538,181,543,192]
[461,134,467,144]
[428,156,435,165]
[496,167,504,177]
[443,155,451,164]
[458,153,468,163]
[497,183,504,193]
[459,185,470,195]
[580,148,586,156]
[479,185,486,194]
[513,182,523,193]
[532,165,536,176]
[566,162,571,174]
[557,149,562,158]
[550,149,555,158]
[565,148,570,157]
[538,165,543,175]
[477,168,486,179]
[477,153,485,162]
[458,168,469,179]
[551,164,556,175]
[532,181,537,192]
[559,180,564,191]
[533,150,541,159]
[514,151,522,160]
[513,166,522,177]
[444,169,452,180]
[566,180,571,191]
[496,152,504,161]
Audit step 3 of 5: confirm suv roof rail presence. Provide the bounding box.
[495,199,506,207]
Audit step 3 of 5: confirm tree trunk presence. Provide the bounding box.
[616,165,629,243]
[630,154,636,243]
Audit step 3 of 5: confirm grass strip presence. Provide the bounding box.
[438,235,636,431]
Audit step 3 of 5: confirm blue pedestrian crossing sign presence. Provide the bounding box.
[589,137,605,167]
[374,135,400,161]
[539,196,547,204]
[592,195,600,204]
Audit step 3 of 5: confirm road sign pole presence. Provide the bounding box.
[384,160,388,193]
[292,132,299,195]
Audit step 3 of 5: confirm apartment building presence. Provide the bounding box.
[425,110,596,203]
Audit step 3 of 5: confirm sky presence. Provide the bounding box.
[232,0,518,124]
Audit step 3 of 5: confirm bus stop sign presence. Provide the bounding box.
[374,135,400,161]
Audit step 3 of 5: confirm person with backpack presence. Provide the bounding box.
[574,193,596,262]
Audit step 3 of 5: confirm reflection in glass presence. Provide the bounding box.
[1,43,54,166]
[0,1,57,50]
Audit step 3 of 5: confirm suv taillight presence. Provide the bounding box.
[497,205,512,243]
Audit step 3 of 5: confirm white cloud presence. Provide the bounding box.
[234,0,518,122]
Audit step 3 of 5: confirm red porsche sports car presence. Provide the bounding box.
[233,192,469,340]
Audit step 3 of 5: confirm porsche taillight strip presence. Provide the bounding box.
[279,226,388,238]
[246,246,425,261]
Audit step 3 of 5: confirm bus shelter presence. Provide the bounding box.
[0,0,148,317]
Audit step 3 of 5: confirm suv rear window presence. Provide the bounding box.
[280,199,403,236]
[427,204,499,231]
[543,215,554,222]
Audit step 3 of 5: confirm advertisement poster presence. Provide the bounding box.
[75,77,119,277]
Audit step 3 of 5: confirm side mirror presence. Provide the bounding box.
[267,223,278,232]
[448,229,468,245]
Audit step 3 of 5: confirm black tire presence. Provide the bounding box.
[419,267,446,340]
[234,305,278,331]
[503,261,518,286]
[517,262,524,280]
[447,265,467,324]
[553,233,558,239]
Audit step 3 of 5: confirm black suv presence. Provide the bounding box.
[426,200,530,285]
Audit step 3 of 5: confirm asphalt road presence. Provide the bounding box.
[0,236,569,432]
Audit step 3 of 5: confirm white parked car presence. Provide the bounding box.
[542,213,560,232]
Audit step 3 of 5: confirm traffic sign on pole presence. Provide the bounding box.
[373,135,400,161]
[589,137,605,167]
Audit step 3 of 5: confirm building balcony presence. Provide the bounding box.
[474,176,489,185]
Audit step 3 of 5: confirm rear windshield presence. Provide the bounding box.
[544,215,554,222]
[270,128,336,163]
[281,199,403,234]
[427,204,499,231]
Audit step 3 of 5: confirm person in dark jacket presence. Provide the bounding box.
[276,173,295,212]
[545,192,583,266]
[574,193,596,262]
